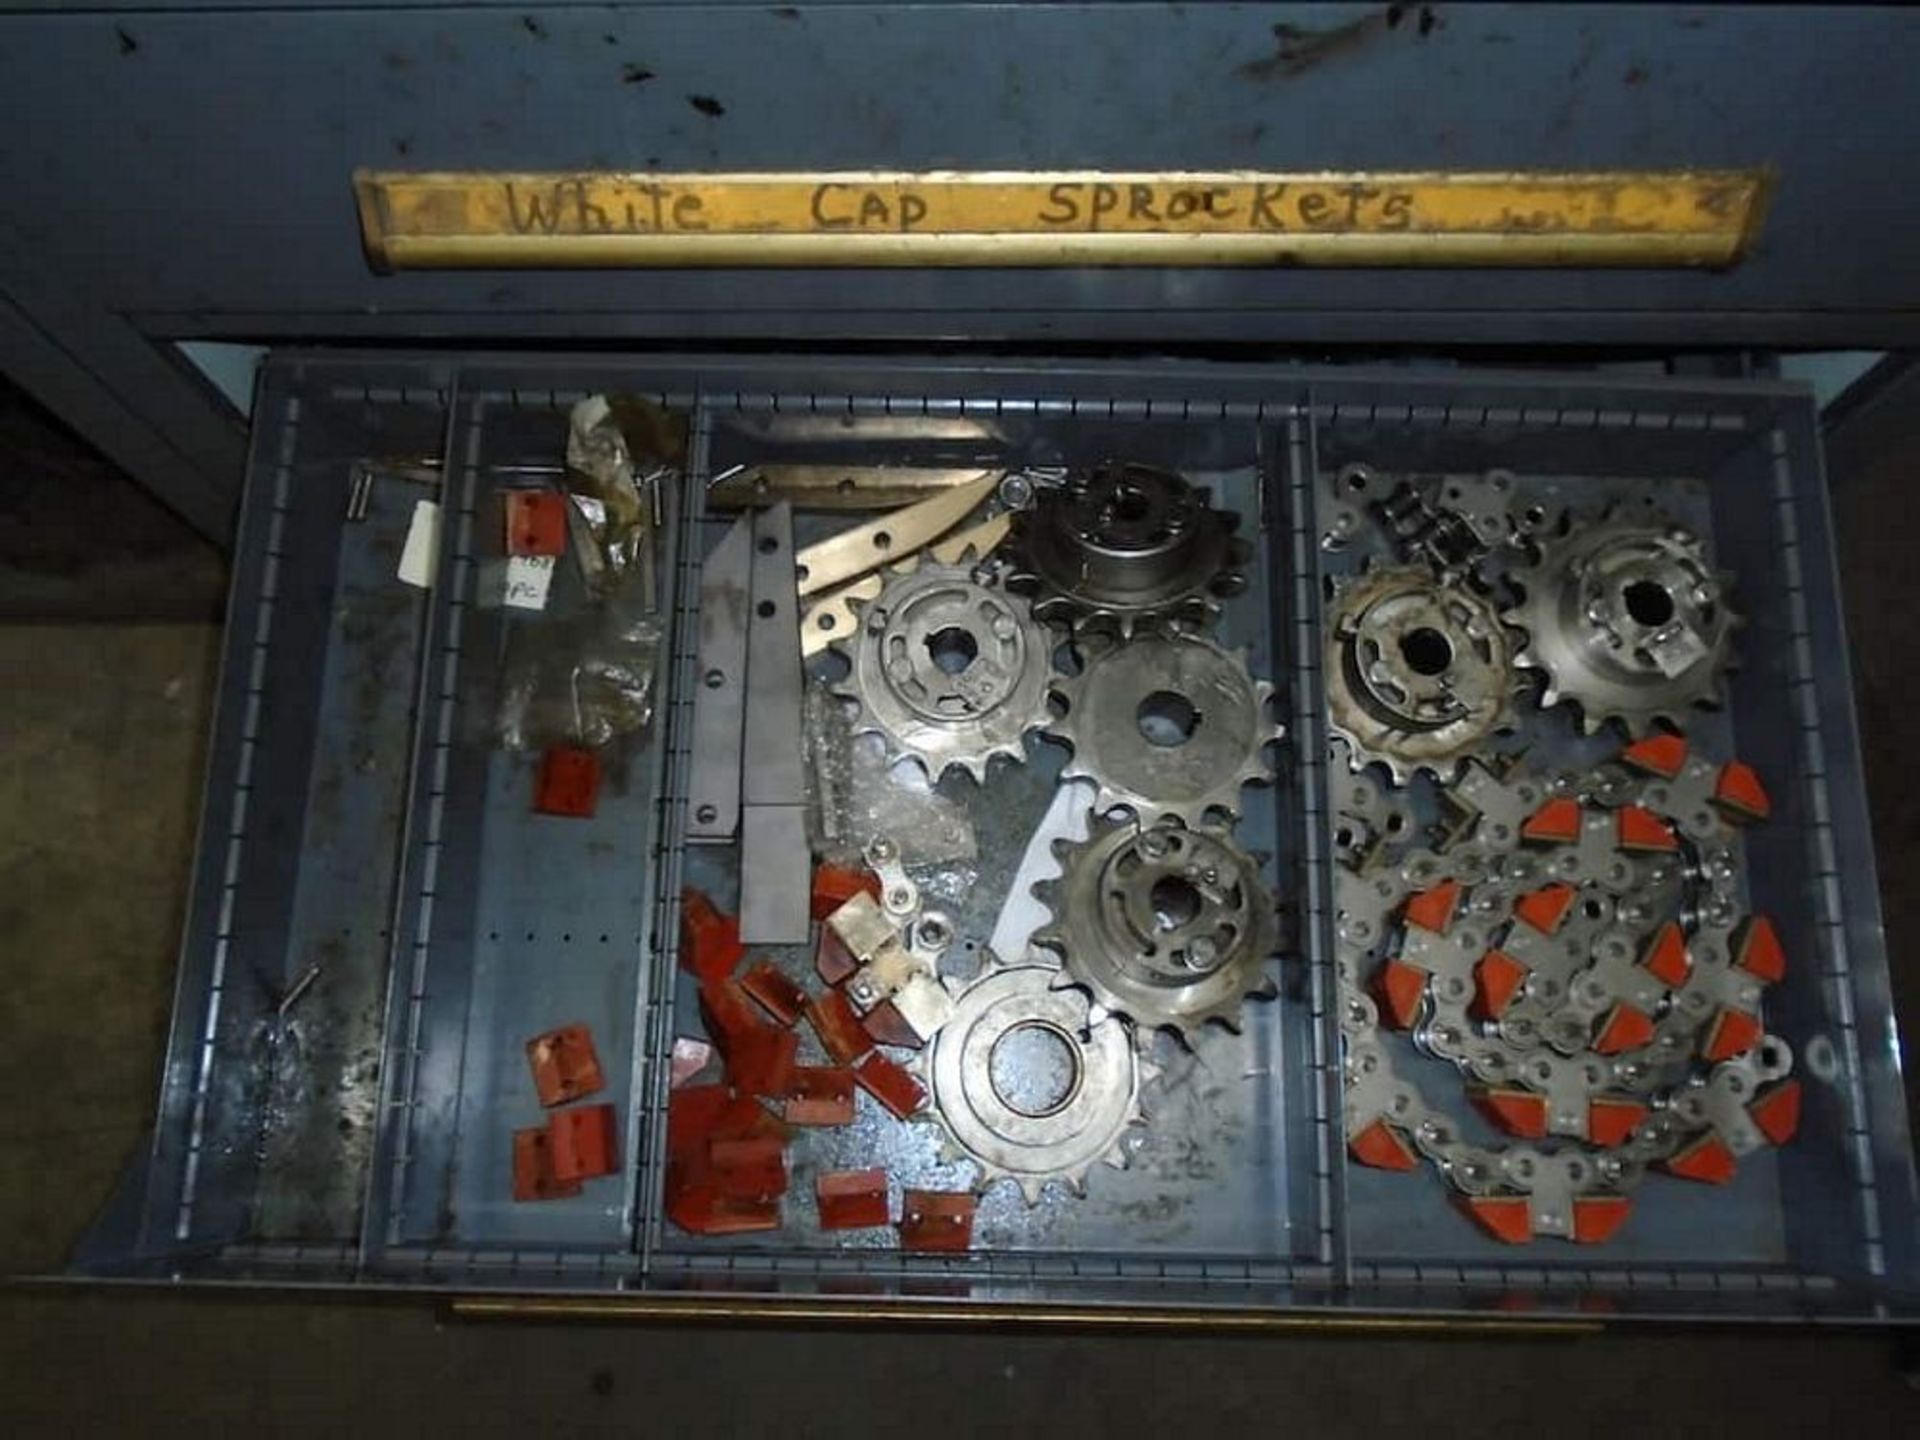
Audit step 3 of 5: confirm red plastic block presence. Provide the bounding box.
[861,998,927,1050]
[548,1103,620,1183]
[784,1066,856,1127]
[1587,1098,1649,1148]
[680,890,745,983]
[512,1126,582,1202]
[1460,1195,1533,1245]
[733,1025,799,1101]
[1639,921,1691,989]
[816,1168,891,1231]
[710,1133,788,1202]
[811,865,881,921]
[1513,882,1577,936]
[525,1023,605,1108]
[1713,760,1772,823]
[669,1086,785,1162]
[1521,796,1583,844]
[1616,805,1677,853]
[665,1165,781,1236]
[814,924,858,985]
[666,1084,734,1157]
[899,1190,975,1253]
[1372,958,1429,1031]
[1571,1196,1633,1245]
[1750,1079,1803,1146]
[1403,879,1463,935]
[1470,1087,1550,1139]
[1733,914,1786,984]
[699,977,765,1054]
[1348,1118,1418,1172]
[805,988,875,1066]
[1665,1134,1738,1185]
[1621,732,1689,779]
[533,745,599,818]
[504,489,569,557]
[1473,950,1529,1021]
[1703,1007,1764,1063]
[1593,1004,1656,1056]
[854,1051,928,1119]
[741,962,808,1028]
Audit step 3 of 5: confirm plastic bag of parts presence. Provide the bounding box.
[805,680,976,867]
[493,395,685,752]
[564,394,685,605]
[495,603,664,752]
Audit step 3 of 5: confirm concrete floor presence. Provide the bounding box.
[3,377,1919,1432]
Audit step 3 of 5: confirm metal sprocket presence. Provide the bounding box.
[1034,815,1278,1036]
[1325,563,1519,784]
[1505,509,1738,735]
[1004,462,1251,636]
[1047,630,1281,825]
[829,556,1056,783]
[920,962,1149,1203]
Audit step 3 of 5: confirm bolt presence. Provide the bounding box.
[998,474,1035,511]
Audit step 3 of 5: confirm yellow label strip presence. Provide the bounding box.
[354,170,1770,271]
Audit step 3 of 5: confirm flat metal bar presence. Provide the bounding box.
[684,514,752,841]
[743,502,804,806]
[738,805,810,948]
[355,170,1770,271]
[740,500,809,943]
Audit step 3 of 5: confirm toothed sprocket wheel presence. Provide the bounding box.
[1035,816,1278,1035]
[1046,630,1282,824]
[920,962,1149,1203]
[1325,564,1518,784]
[830,557,1056,783]
[1005,462,1250,636]
[1505,510,1737,735]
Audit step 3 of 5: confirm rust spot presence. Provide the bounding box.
[1419,5,1440,37]
[688,94,726,117]
[116,26,138,56]
[773,5,803,18]
[621,63,655,84]
[1623,63,1649,86]
[521,16,547,40]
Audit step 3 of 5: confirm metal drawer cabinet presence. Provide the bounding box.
[76,352,1916,1326]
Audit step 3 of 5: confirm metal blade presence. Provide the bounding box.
[794,472,999,598]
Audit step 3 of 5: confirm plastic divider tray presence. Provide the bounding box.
[87,351,1917,1323]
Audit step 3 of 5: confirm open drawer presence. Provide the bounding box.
[85,351,1916,1323]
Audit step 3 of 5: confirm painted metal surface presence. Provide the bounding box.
[355,169,1768,268]
[1,3,1918,538]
